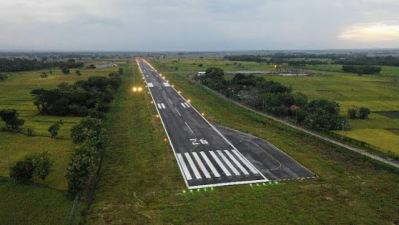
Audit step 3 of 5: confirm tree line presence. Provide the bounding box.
[30,72,122,116]
[197,67,346,131]
[342,65,381,75]
[0,58,84,72]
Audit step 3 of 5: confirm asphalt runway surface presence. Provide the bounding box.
[137,59,315,189]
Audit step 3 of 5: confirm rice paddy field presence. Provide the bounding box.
[0,64,122,225]
[152,56,399,156]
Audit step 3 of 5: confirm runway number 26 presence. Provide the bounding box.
[190,138,209,145]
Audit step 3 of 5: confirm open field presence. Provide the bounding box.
[88,60,399,224]
[151,57,399,155]
[0,64,123,224]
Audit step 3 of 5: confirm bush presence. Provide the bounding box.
[0,73,7,81]
[10,151,53,182]
[10,160,34,182]
[48,120,63,138]
[27,128,34,136]
[348,108,357,119]
[359,107,371,119]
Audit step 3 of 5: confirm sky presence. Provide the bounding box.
[0,0,398,51]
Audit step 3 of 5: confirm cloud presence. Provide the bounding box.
[339,23,399,41]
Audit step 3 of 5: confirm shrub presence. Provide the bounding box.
[9,151,53,182]
[359,107,371,119]
[10,160,34,182]
[27,128,34,136]
[0,109,25,131]
[48,120,63,138]
[348,108,357,119]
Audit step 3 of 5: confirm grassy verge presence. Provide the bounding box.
[88,60,399,224]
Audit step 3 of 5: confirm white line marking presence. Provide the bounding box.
[224,150,249,176]
[185,153,202,180]
[161,103,166,109]
[217,150,240,176]
[181,103,187,108]
[200,151,220,178]
[157,103,162,109]
[185,122,194,134]
[167,98,173,104]
[185,103,191,108]
[210,151,231,176]
[232,150,259,174]
[175,108,182,116]
[163,82,171,87]
[148,83,154,87]
[192,152,211,179]
[177,153,192,181]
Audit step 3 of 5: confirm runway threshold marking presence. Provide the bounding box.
[177,153,192,180]
[210,151,232,176]
[200,151,221,178]
[185,153,202,180]
[232,150,259,174]
[192,152,211,179]
[217,150,240,176]
[157,103,162,109]
[148,83,154,87]
[185,103,191,108]
[161,103,166,109]
[224,150,250,175]
[181,102,187,108]
[163,82,171,87]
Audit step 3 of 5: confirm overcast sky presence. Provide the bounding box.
[0,0,398,51]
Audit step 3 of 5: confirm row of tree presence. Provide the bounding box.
[198,68,347,130]
[0,58,84,72]
[30,72,122,116]
[342,65,381,75]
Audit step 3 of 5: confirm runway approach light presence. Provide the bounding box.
[151,101,153,103]
[132,86,143,93]
[156,115,159,118]
[201,113,205,116]
[178,91,181,94]
[187,99,191,103]
[164,137,168,142]
[132,87,137,92]
[138,87,143,92]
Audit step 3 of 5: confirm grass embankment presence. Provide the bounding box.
[0,65,121,225]
[155,57,399,155]
[88,60,399,224]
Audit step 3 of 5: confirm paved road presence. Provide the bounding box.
[138,59,269,189]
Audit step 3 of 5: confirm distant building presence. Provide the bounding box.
[197,72,206,76]
[95,63,118,69]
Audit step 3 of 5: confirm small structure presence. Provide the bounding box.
[197,72,206,76]
[95,63,118,69]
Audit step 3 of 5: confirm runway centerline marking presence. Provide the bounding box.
[175,108,182,116]
[185,122,195,134]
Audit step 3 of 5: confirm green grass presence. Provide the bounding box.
[0,65,123,224]
[88,60,399,224]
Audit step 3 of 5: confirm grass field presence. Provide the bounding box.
[0,64,123,224]
[151,57,399,155]
[88,60,399,224]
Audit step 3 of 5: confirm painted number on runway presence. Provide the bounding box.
[190,138,208,145]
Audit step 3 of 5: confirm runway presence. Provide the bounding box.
[137,59,315,189]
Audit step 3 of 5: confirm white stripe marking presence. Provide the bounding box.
[232,150,259,174]
[217,150,240,176]
[177,153,192,180]
[185,122,194,134]
[167,98,173,104]
[200,152,220,178]
[181,103,187,108]
[192,152,211,179]
[185,153,202,180]
[175,108,182,116]
[148,83,154,87]
[157,103,162,109]
[210,151,231,176]
[224,150,249,175]
[185,103,191,108]
[161,103,166,109]
[163,82,171,87]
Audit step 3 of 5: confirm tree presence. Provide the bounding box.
[87,64,96,69]
[348,108,357,119]
[359,107,371,119]
[61,67,70,75]
[71,117,105,144]
[118,68,123,75]
[0,73,7,81]
[0,109,25,131]
[48,120,63,138]
[76,70,81,76]
[40,72,48,78]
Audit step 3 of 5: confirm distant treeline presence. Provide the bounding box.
[0,58,84,72]
[30,72,122,116]
[342,65,381,75]
[224,54,399,67]
[197,67,346,131]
